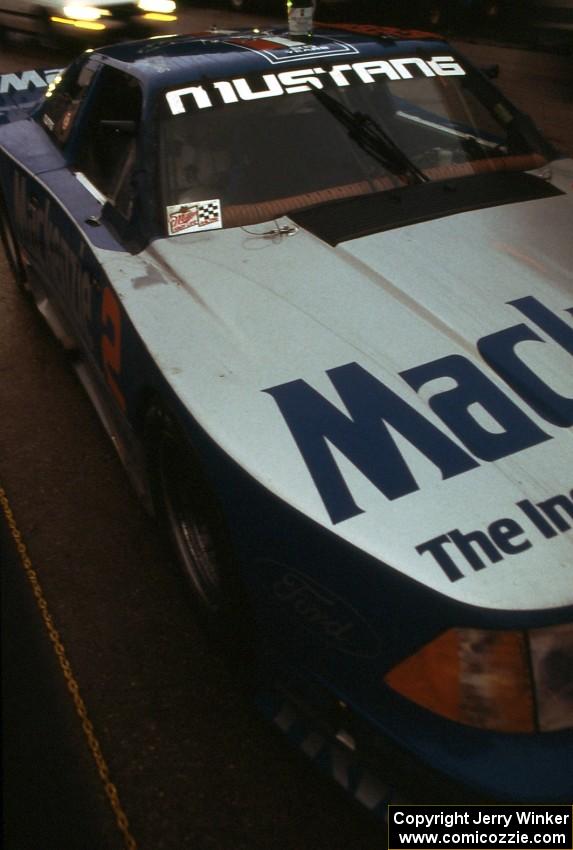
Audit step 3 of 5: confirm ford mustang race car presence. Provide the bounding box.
[1,23,572,810]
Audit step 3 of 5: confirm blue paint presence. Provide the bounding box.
[264,362,478,524]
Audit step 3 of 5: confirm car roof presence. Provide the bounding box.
[93,25,449,89]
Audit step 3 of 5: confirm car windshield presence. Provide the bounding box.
[158,51,550,235]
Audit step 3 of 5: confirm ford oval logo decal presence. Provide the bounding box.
[267,564,382,658]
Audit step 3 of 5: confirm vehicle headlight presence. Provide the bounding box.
[62,5,110,20]
[138,0,176,12]
[385,623,573,732]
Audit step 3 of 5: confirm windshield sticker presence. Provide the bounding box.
[228,34,359,65]
[167,199,222,235]
[165,55,465,115]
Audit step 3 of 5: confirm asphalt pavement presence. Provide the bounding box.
[2,503,124,849]
[0,259,385,846]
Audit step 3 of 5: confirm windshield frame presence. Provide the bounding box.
[155,45,555,237]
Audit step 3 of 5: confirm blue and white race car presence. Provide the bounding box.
[1,21,572,810]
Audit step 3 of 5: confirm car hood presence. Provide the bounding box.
[111,164,573,611]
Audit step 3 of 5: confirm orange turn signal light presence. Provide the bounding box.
[385,624,572,733]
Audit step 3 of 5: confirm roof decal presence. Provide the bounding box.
[226,34,360,65]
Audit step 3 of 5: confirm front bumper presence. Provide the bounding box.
[255,674,573,816]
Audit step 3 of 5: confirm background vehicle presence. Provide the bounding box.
[0,0,177,44]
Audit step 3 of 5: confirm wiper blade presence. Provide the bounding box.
[312,86,429,185]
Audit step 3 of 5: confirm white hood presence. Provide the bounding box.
[106,164,573,611]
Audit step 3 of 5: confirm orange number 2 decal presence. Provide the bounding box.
[101,287,127,411]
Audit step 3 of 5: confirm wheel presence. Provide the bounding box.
[145,406,254,666]
[0,189,27,289]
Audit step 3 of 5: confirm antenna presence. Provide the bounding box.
[287,0,314,37]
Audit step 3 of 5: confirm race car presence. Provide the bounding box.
[0,0,177,44]
[1,23,572,811]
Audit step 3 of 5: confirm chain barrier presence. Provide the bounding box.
[1,486,138,850]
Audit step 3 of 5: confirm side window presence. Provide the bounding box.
[74,66,142,211]
[38,58,98,147]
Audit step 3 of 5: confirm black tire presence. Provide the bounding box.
[145,405,254,670]
[0,188,27,289]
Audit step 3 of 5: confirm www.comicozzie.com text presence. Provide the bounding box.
[389,807,572,849]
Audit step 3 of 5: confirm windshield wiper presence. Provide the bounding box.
[312,86,429,185]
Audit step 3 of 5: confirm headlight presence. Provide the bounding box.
[385,623,573,733]
[62,5,110,20]
[138,0,176,12]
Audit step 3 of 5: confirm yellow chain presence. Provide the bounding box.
[0,486,138,850]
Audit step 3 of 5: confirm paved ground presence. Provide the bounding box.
[2,510,122,849]
[0,270,387,850]
[1,6,572,849]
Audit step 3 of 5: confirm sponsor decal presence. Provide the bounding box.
[264,298,573,525]
[10,171,128,409]
[416,487,573,582]
[165,55,465,115]
[11,170,94,345]
[272,566,382,657]
[101,287,126,411]
[0,68,61,94]
[166,199,222,235]
[228,34,359,65]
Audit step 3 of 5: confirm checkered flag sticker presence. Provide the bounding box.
[167,198,222,236]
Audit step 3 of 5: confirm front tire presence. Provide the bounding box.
[145,406,253,667]
[0,189,27,290]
